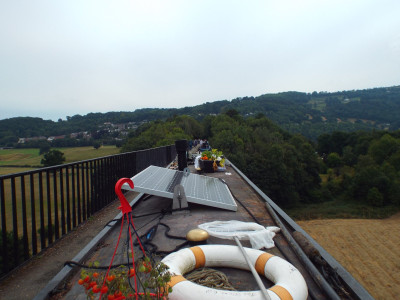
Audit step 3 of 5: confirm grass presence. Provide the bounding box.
[0,146,120,175]
[286,199,400,220]
[0,148,40,166]
[59,146,120,163]
[0,167,38,176]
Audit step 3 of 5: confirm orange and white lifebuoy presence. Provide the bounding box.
[162,245,308,300]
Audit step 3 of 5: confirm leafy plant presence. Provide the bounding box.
[41,149,66,166]
[78,257,172,299]
[200,149,225,167]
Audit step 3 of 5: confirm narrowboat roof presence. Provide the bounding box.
[33,159,373,300]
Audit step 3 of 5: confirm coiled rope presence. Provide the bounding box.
[186,268,236,291]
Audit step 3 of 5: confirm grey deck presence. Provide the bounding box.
[122,165,237,211]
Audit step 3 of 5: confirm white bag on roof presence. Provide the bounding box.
[198,220,280,249]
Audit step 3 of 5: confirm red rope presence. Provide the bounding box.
[128,217,139,300]
[99,213,125,300]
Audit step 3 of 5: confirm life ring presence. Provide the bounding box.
[162,245,308,300]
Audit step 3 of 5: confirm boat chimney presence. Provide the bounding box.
[175,139,188,171]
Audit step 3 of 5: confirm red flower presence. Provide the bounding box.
[92,285,100,293]
[107,274,116,282]
[129,268,136,278]
[101,286,108,294]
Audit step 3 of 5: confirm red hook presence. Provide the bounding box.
[115,178,134,215]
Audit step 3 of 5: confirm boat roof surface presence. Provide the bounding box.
[39,162,373,300]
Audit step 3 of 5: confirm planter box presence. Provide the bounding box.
[199,159,215,173]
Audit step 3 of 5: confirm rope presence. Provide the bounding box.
[186,268,236,291]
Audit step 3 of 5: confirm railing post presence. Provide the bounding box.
[85,162,90,216]
[53,169,59,240]
[59,169,66,236]
[38,172,46,250]
[11,177,19,267]
[46,170,53,245]
[20,176,29,260]
[0,178,8,273]
[65,167,71,233]
[76,165,81,224]
[71,165,76,228]
[30,173,37,255]
[81,163,86,221]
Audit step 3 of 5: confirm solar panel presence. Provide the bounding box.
[122,165,237,211]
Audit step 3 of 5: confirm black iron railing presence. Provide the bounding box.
[0,145,176,277]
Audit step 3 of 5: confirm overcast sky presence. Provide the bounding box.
[1,1,399,121]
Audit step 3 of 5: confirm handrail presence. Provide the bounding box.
[0,145,176,278]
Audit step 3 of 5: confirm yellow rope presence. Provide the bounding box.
[186,268,236,291]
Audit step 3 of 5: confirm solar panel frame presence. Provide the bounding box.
[122,165,237,211]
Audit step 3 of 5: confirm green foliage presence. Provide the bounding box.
[41,149,66,167]
[121,117,200,152]
[93,141,101,149]
[369,134,400,164]
[208,114,321,208]
[286,198,398,220]
[326,153,342,168]
[367,187,384,207]
[318,130,400,210]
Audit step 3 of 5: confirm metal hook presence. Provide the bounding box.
[115,178,134,215]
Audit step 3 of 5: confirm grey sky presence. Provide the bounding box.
[1,0,399,121]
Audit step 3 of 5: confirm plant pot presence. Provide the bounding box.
[199,159,215,173]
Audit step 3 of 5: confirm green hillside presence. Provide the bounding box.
[1,85,399,146]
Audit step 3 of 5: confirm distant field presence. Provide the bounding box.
[0,146,120,175]
[297,213,400,300]
[0,148,40,167]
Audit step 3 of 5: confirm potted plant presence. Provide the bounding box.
[199,149,225,173]
[78,257,172,299]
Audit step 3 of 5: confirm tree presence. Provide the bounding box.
[326,152,342,168]
[369,134,400,164]
[41,149,66,167]
[93,141,101,149]
[367,187,384,207]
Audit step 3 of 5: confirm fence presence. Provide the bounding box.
[0,145,176,277]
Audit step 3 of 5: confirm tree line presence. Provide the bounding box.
[1,85,399,146]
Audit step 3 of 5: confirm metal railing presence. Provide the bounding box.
[0,145,176,277]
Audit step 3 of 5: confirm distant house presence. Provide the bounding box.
[18,136,46,144]
[47,135,66,142]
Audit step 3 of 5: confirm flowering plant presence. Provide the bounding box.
[201,149,225,167]
[78,257,172,299]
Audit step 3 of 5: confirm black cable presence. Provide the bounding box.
[135,213,163,233]
[133,208,171,219]
[218,178,261,225]
[103,209,170,228]
[64,261,128,269]
[151,240,189,256]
